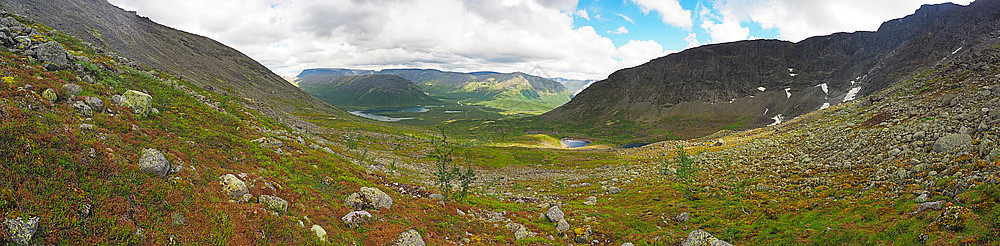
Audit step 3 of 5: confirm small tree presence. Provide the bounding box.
[429,129,477,202]
[662,147,698,198]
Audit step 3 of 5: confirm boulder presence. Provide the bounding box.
[545,206,564,223]
[3,217,39,246]
[258,195,289,211]
[912,201,945,215]
[573,226,592,243]
[623,243,636,246]
[429,193,445,200]
[138,148,171,177]
[341,211,373,227]
[61,83,81,98]
[505,223,536,240]
[675,212,691,222]
[33,41,70,70]
[310,224,327,242]
[41,88,57,101]
[72,101,93,117]
[121,90,153,117]
[682,230,733,246]
[556,218,570,233]
[914,193,928,203]
[111,95,124,106]
[345,187,393,210]
[583,196,597,205]
[394,229,425,246]
[219,174,249,198]
[84,96,104,111]
[933,134,972,153]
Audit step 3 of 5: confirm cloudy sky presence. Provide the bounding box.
[109,0,973,80]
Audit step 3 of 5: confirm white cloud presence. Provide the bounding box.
[713,0,975,42]
[630,0,693,29]
[615,13,636,24]
[610,26,629,34]
[684,33,701,49]
[614,39,673,69]
[575,9,590,20]
[107,0,646,80]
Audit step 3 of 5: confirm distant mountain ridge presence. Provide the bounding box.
[298,68,572,113]
[297,74,439,108]
[540,0,1000,140]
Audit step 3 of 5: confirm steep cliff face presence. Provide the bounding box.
[541,1,1000,139]
[0,0,348,125]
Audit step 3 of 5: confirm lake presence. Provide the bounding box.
[349,106,437,122]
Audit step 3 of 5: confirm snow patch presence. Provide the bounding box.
[850,80,856,86]
[784,88,791,98]
[844,87,861,101]
[757,87,766,92]
[816,83,828,94]
[729,98,736,103]
[819,103,830,110]
[763,108,769,116]
[768,114,783,126]
[952,47,963,54]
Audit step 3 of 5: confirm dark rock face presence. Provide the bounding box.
[541,0,1000,139]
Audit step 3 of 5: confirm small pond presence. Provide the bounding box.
[561,139,590,148]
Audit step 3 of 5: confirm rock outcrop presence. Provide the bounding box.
[345,187,393,210]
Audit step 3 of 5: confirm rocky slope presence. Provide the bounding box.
[0,0,351,129]
[297,74,440,108]
[299,68,573,113]
[541,0,1000,140]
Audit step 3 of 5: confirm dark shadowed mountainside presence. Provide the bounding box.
[540,0,1000,140]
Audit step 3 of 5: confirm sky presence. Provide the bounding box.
[109,0,974,80]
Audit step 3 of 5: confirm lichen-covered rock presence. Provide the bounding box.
[505,223,536,240]
[258,195,288,211]
[219,174,249,198]
[84,96,104,111]
[556,218,570,233]
[41,88,57,101]
[545,205,564,223]
[573,225,592,243]
[933,134,972,153]
[311,224,327,242]
[61,83,81,98]
[682,230,733,246]
[341,210,373,227]
[33,41,70,70]
[3,216,39,246]
[121,90,153,117]
[72,101,93,117]
[345,187,393,210]
[138,148,171,177]
[394,229,425,246]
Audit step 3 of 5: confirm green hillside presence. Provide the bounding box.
[297,74,439,109]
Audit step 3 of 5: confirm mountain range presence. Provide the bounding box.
[297,68,573,114]
[297,74,439,109]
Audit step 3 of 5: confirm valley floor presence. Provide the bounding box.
[3,11,1000,246]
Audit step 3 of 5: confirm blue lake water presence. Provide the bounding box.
[561,139,590,148]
